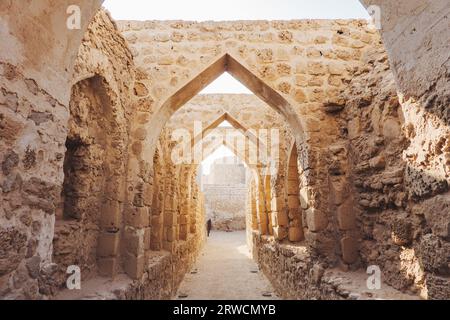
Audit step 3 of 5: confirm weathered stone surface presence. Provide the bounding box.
[0,228,27,276]
[420,195,450,239]
[1,1,449,301]
[418,234,450,275]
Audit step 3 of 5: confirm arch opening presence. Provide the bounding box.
[145,53,305,162]
[53,75,127,285]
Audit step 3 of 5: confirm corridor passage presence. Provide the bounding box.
[176,231,279,300]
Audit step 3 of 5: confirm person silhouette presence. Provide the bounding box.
[206,219,212,237]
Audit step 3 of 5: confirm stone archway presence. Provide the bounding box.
[2,0,449,300]
[137,53,306,161]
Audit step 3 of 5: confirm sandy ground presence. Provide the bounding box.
[175,231,279,300]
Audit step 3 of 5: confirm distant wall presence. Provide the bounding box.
[203,160,248,231]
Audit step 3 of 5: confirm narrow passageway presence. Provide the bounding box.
[176,231,279,300]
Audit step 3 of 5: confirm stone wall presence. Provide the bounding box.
[360,0,450,102]
[254,233,417,300]
[203,158,248,231]
[335,36,449,299]
[1,1,449,300]
[0,9,208,299]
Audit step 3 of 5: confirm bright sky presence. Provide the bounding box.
[103,0,370,21]
[201,73,252,94]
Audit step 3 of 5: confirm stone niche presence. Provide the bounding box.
[53,75,127,287]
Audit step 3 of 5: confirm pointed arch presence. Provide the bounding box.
[146,53,305,159]
[190,112,266,153]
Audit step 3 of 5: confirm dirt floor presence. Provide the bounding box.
[175,231,279,300]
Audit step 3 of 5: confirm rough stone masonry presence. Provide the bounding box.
[0,0,449,300]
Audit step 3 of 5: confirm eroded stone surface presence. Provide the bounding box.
[0,2,449,300]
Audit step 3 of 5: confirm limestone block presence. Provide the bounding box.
[295,75,308,87]
[308,76,323,87]
[143,183,154,207]
[306,48,322,58]
[418,234,449,274]
[328,61,345,75]
[295,61,307,74]
[330,179,347,206]
[163,241,176,253]
[271,196,285,211]
[276,210,289,227]
[278,30,293,43]
[305,231,336,258]
[125,207,149,228]
[287,195,300,209]
[98,258,117,277]
[341,236,358,264]
[124,228,144,256]
[287,180,299,195]
[348,118,361,140]
[104,177,126,202]
[256,48,273,63]
[391,218,413,246]
[308,88,326,103]
[164,210,177,227]
[134,82,149,97]
[314,35,329,44]
[288,227,304,242]
[164,195,177,211]
[332,34,350,47]
[100,200,121,231]
[299,187,310,209]
[328,76,342,87]
[179,225,188,241]
[0,227,27,276]
[382,118,401,141]
[307,61,326,75]
[273,226,288,241]
[421,195,450,239]
[157,55,174,65]
[335,48,353,60]
[288,208,302,221]
[179,214,189,225]
[426,274,450,300]
[337,199,356,231]
[0,113,23,143]
[305,208,328,232]
[276,63,292,76]
[165,227,177,242]
[294,89,308,103]
[124,252,144,280]
[144,227,151,251]
[97,232,120,258]
[369,154,386,170]
[151,215,162,229]
[277,81,292,94]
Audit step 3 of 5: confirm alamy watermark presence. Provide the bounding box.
[66,265,81,290]
[66,5,81,30]
[366,265,381,290]
[367,5,382,30]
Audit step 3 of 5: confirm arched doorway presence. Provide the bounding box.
[53,75,127,286]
